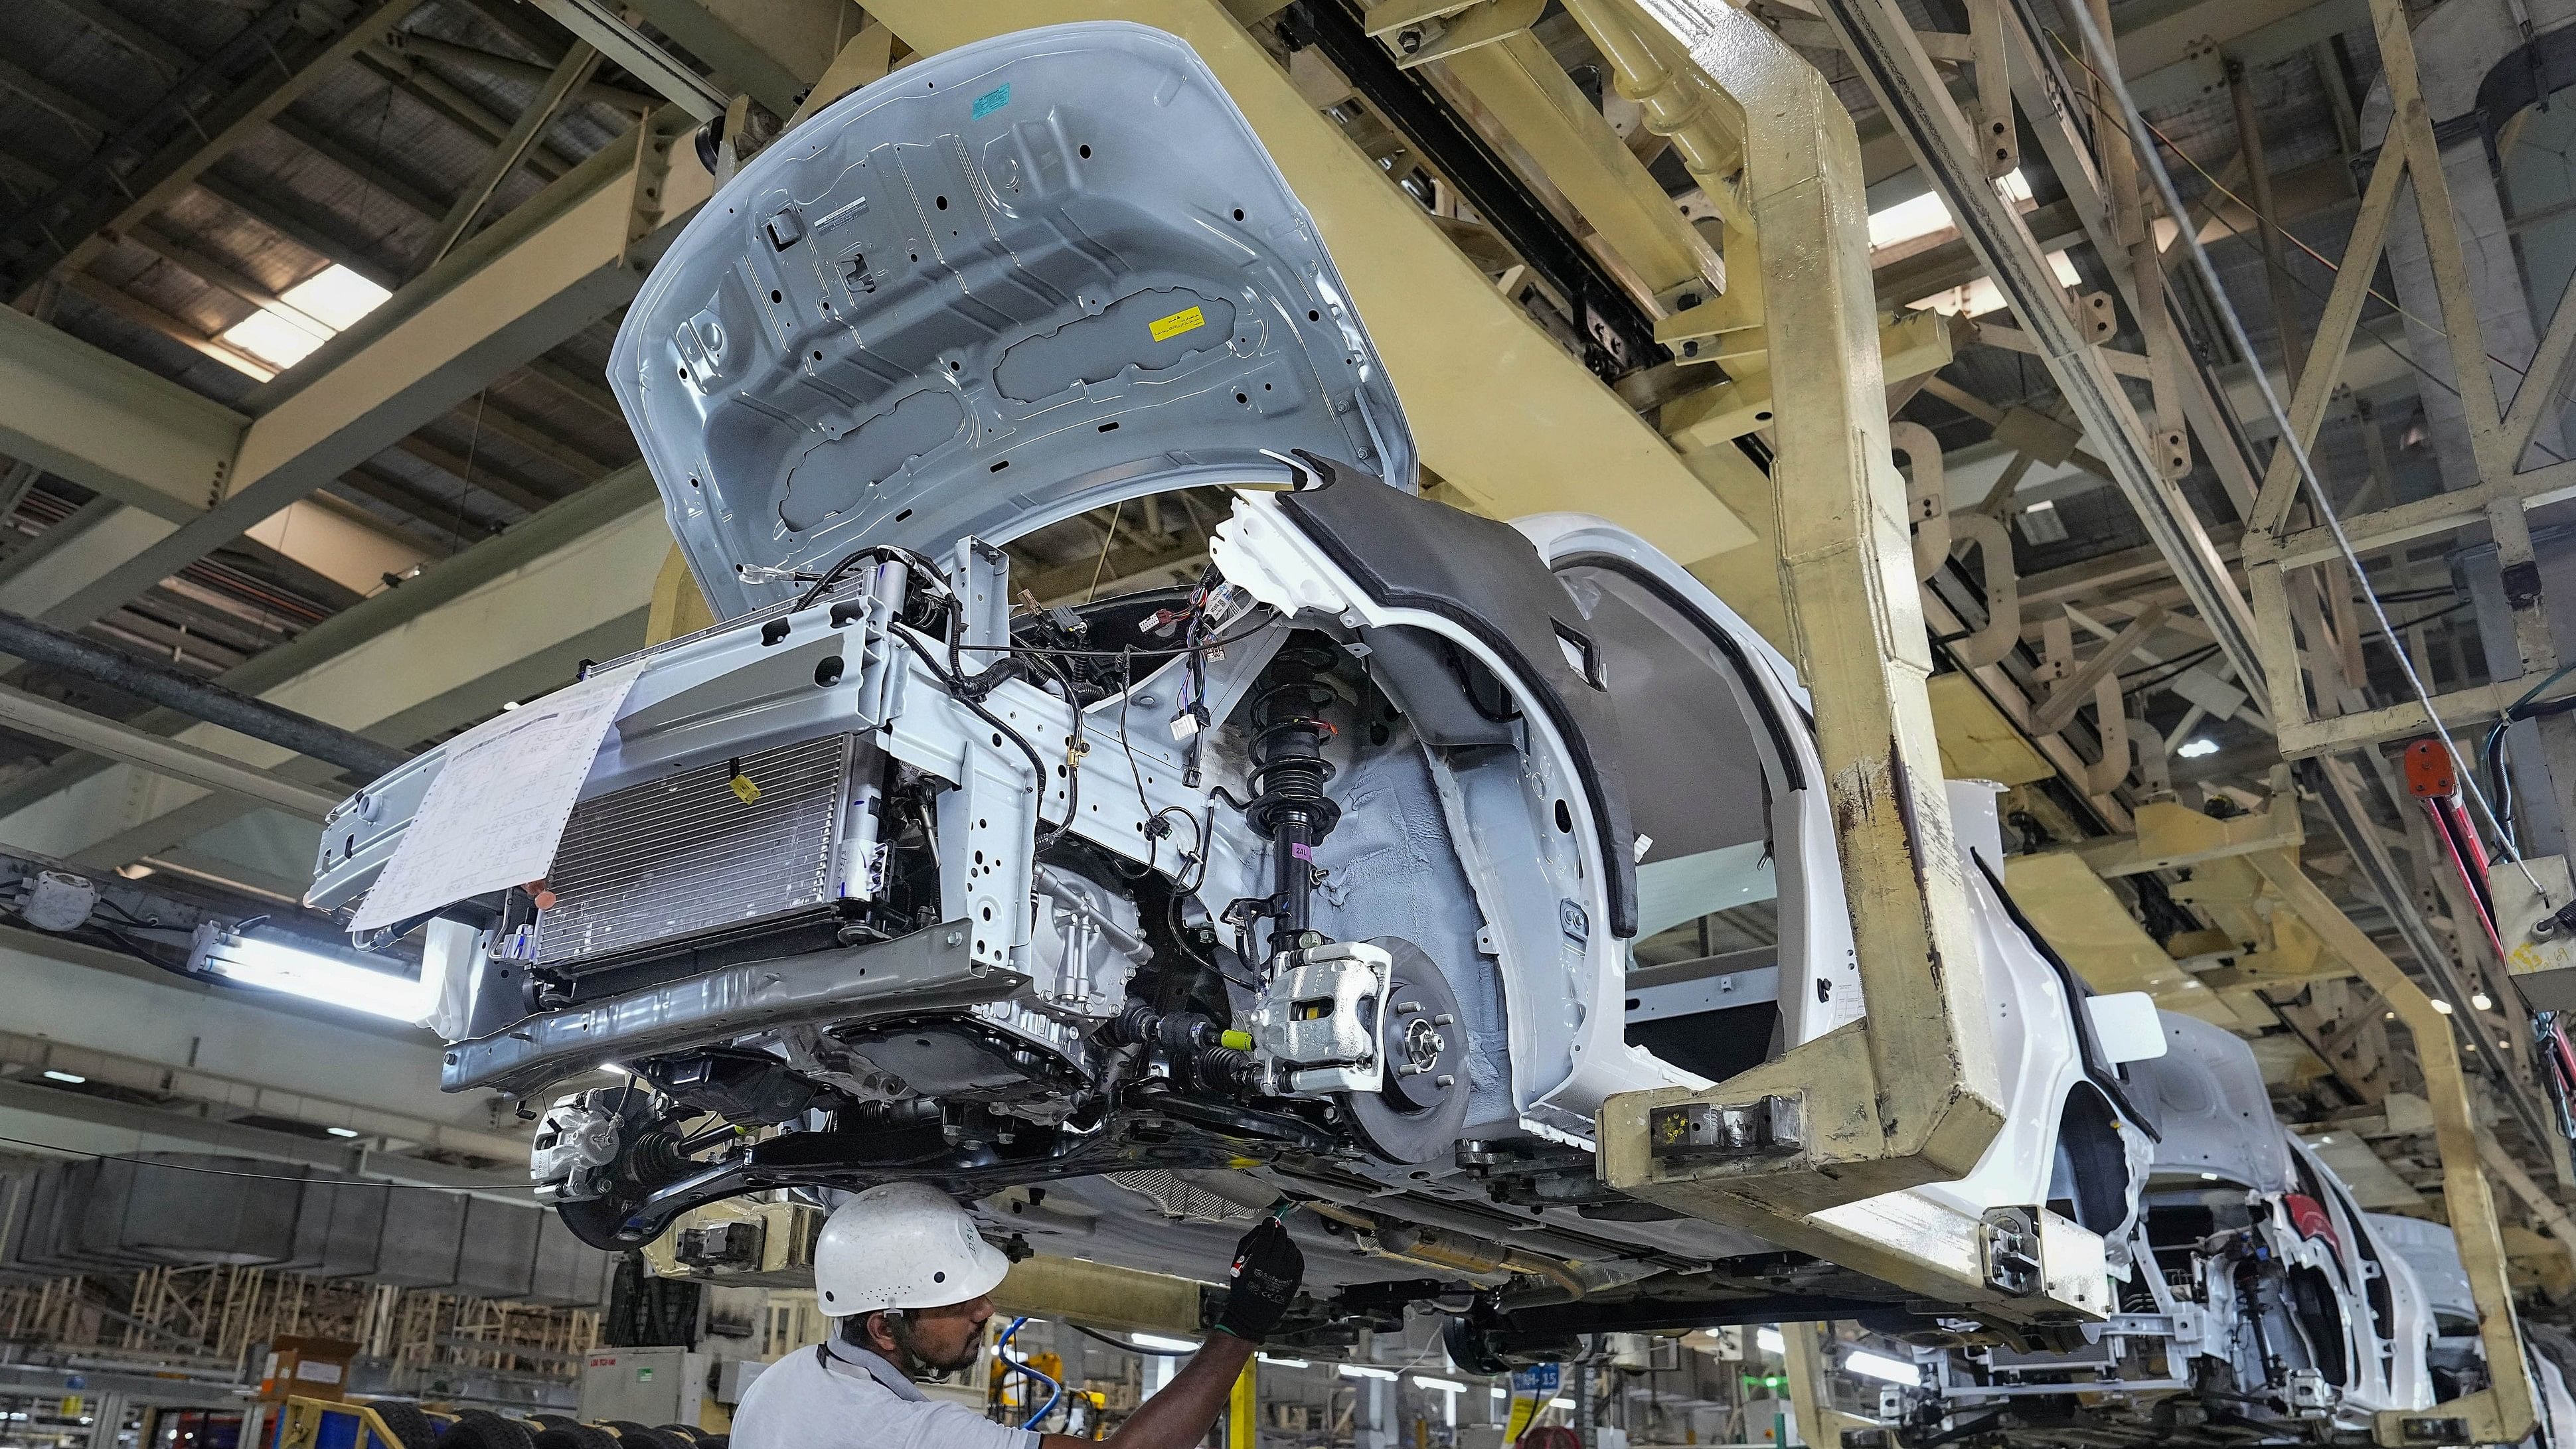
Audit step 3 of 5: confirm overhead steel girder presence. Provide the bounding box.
[0,1075,522,1195]
[522,0,727,121]
[1437,30,1722,301]
[2119,0,2370,112]
[1285,0,1667,374]
[0,308,426,603]
[30,120,710,646]
[0,471,666,878]
[861,0,1752,567]
[1,0,432,305]
[16,114,711,639]
[1808,0,2265,701]
[618,0,858,119]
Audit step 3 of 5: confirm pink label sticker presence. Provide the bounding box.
[1291,842,1315,862]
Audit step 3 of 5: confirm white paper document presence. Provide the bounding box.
[349,661,646,932]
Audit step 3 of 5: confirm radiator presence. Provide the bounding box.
[534,733,854,969]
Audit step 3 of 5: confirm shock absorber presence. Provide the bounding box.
[1244,642,1344,959]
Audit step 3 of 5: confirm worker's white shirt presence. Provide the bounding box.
[732,1338,1038,1449]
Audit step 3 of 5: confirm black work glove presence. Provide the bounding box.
[1213,1216,1305,1343]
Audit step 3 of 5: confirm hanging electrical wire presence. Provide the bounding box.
[2055,5,2538,873]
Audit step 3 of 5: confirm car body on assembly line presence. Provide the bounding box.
[1884,1015,2516,1445]
[307,21,2170,1354]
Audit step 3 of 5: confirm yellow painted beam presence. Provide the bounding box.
[0,307,428,602]
[647,543,720,645]
[1441,32,1718,297]
[863,0,1752,567]
[1228,1358,1256,1448]
[2002,850,2237,1022]
[1661,309,1955,450]
[990,1254,1207,1335]
[2071,793,2302,878]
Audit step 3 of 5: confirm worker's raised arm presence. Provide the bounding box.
[1041,1217,1304,1449]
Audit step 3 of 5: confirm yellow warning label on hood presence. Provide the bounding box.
[1149,305,1207,342]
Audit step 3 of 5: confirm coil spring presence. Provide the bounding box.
[1245,642,1344,840]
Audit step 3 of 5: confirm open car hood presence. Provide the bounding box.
[610,21,1419,619]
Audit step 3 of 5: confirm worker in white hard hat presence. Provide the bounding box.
[730,1180,1305,1448]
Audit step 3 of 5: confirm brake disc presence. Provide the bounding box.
[1341,935,1471,1164]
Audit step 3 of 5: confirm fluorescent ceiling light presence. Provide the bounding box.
[1548,1397,1575,1410]
[2472,992,2494,1010]
[1131,1334,1200,1353]
[2431,998,2454,1015]
[2200,1171,2219,1181]
[326,1126,362,1138]
[1413,1377,1466,1393]
[1257,1354,1310,1367]
[1844,1349,1917,1385]
[40,1069,85,1085]
[1339,1365,1400,1380]
[191,925,436,1024]
[1490,1388,1509,1401]
[215,264,390,374]
[1757,1327,1785,1355]
[2177,737,2219,759]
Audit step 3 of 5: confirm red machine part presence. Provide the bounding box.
[2407,739,2506,963]
[2404,738,2458,799]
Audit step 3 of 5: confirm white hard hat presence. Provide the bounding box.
[813,1182,1011,1316]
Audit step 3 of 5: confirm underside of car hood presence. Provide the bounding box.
[611,21,1419,619]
